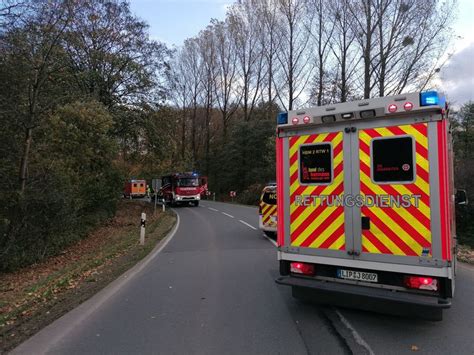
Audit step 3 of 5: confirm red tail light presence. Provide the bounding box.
[404,276,438,291]
[290,262,314,275]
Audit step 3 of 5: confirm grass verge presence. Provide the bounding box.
[0,200,176,353]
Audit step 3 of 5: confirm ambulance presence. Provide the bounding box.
[259,183,278,237]
[275,91,462,320]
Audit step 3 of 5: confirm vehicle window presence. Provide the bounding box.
[177,178,199,187]
[299,143,332,184]
[133,183,137,187]
[372,136,414,183]
[262,191,277,205]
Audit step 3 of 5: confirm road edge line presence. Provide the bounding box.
[321,308,374,355]
[11,211,181,355]
[262,233,278,246]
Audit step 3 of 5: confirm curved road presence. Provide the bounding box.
[13,201,474,354]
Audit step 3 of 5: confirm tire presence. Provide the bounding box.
[264,231,276,239]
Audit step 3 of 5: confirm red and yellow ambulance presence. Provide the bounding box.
[275,91,461,320]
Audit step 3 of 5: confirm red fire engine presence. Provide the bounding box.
[157,172,202,207]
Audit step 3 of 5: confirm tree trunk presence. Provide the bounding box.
[19,127,33,194]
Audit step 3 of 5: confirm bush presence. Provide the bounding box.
[0,101,122,271]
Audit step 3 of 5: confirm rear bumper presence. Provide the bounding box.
[276,275,451,309]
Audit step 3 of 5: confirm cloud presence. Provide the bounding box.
[441,42,474,106]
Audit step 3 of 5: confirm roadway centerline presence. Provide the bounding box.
[239,220,257,230]
[208,207,218,212]
[222,212,234,218]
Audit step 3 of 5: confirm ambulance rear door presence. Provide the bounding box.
[283,123,354,260]
[349,115,446,267]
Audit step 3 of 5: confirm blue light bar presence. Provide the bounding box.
[420,91,439,106]
[277,112,288,125]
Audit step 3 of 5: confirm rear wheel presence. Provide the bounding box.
[264,231,276,239]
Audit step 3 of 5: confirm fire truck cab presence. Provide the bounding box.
[158,172,201,207]
[275,91,457,320]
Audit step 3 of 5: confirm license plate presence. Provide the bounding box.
[337,269,378,283]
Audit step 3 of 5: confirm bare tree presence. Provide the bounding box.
[212,19,241,140]
[228,0,265,121]
[275,0,314,110]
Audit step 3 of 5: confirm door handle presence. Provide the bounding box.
[361,216,370,230]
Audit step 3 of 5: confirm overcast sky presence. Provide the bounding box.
[130,0,474,106]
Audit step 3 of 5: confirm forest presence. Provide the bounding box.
[0,0,472,271]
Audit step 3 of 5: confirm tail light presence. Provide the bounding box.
[290,262,314,275]
[404,276,438,291]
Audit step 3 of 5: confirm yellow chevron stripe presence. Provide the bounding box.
[373,125,428,151]
[328,235,345,250]
[308,213,345,248]
[289,133,329,161]
[362,235,380,254]
[289,171,344,223]
[361,219,405,255]
[365,206,425,255]
[360,172,430,239]
[359,150,430,219]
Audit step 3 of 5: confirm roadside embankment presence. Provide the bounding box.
[0,200,176,353]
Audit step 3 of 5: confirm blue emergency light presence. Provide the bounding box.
[420,91,439,106]
[277,112,288,125]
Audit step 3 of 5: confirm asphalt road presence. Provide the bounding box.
[13,201,347,355]
[13,201,474,354]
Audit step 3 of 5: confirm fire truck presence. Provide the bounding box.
[157,172,202,207]
[275,91,465,320]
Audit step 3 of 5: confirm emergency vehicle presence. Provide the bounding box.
[275,91,461,320]
[259,183,277,237]
[123,179,146,198]
[157,172,201,206]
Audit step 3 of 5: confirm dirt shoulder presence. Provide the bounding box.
[457,244,474,265]
[0,200,176,353]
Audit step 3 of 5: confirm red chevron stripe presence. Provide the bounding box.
[319,223,345,249]
[413,123,428,136]
[291,189,344,240]
[339,243,346,251]
[364,128,382,138]
[290,182,344,225]
[362,245,369,253]
[299,207,345,247]
[359,162,430,229]
[416,142,429,160]
[416,164,429,183]
[386,125,407,136]
[363,229,393,254]
[361,183,431,247]
[361,207,417,256]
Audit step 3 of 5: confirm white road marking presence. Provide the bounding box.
[208,207,218,212]
[222,212,234,218]
[335,309,375,355]
[262,233,278,246]
[239,220,257,230]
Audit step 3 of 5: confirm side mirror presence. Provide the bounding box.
[455,189,468,205]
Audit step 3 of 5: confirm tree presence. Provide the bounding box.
[0,0,75,194]
[64,0,168,108]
